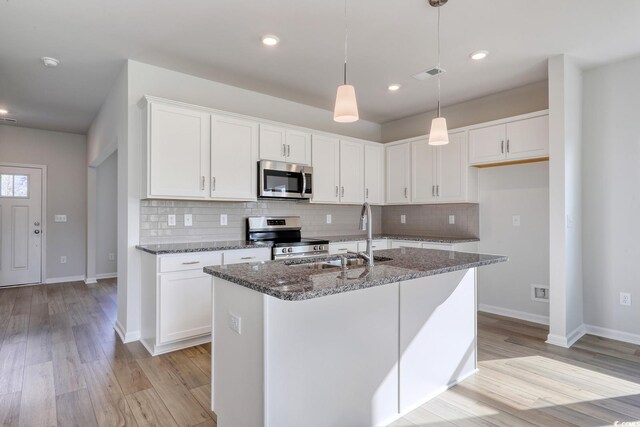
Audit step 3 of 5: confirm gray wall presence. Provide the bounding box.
[582,56,640,338]
[381,81,549,142]
[140,200,382,244]
[96,151,117,276]
[0,124,87,281]
[477,162,550,322]
[381,204,478,238]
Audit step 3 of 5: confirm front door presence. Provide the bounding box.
[0,165,43,286]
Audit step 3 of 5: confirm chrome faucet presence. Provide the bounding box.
[357,202,374,267]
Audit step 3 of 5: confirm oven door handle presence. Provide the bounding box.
[300,170,306,198]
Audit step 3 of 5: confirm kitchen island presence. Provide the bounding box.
[205,247,507,427]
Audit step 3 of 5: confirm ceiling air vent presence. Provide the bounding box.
[412,66,446,81]
[0,117,17,126]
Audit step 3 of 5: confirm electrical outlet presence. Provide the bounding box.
[620,292,632,306]
[108,253,115,261]
[60,256,67,264]
[512,215,521,227]
[326,214,332,224]
[532,285,550,302]
[167,214,176,226]
[449,215,455,225]
[54,214,67,223]
[401,214,406,224]
[184,214,193,227]
[228,313,241,334]
[220,214,228,226]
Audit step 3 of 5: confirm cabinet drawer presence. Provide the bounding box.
[421,243,453,250]
[329,242,361,255]
[357,239,389,252]
[223,248,271,265]
[391,241,422,249]
[160,252,223,273]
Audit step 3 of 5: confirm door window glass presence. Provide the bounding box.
[0,174,29,198]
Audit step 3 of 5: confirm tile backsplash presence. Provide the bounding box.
[139,200,383,244]
[140,200,479,244]
[382,204,479,238]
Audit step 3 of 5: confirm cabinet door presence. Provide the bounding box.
[357,239,389,252]
[329,241,361,255]
[411,138,437,203]
[339,140,365,204]
[468,124,506,165]
[311,135,340,203]
[148,103,210,198]
[386,143,411,204]
[391,240,422,249]
[259,124,286,162]
[159,270,212,344]
[211,115,259,200]
[364,144,384,205]
[506,115,549,160]
[436,131,466,202]
[223,248,271,265]
[286,130,312,165]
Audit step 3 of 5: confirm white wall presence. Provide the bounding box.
[477,162,550,323]
[96,151,117,276]
[0,124,87,281]
[381,81,549,142]
[547,55,584,347]
[582,56,640,340]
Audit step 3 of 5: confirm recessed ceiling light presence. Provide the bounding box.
[41,56,61,67]
[388,84,401,91]
[261,35,280,46]
[470,50,489,61]
[0,108,8,115]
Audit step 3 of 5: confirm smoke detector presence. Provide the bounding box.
[412,66,446,81]
[41,57,61,67]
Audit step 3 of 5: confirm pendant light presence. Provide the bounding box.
[333,0,359,123]
[428,0,449,145]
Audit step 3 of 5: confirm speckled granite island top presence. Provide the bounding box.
[204,248,506,301]
[320,234,480,244]
[136,240,271,255]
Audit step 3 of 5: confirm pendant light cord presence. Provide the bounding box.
[343,0,348,85]
[437,4,441,118]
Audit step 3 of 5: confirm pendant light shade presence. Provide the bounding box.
[334,84,359,123]
[429,117,449,145]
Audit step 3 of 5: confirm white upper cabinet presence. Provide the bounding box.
[339,140,365,204]
[145,102,210,199]
[259,124,311,165]
[469,114,549,165]
[386,142,411,204]
[211,115,259,200]
[505,115,549,160]
[311,135,340,203]
[411,138,437,203]
[437,131,467,202]
[364,144,384,205]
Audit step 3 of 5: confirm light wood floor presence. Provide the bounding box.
[1,281,639,426]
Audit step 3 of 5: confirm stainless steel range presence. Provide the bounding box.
[246,216,329,260]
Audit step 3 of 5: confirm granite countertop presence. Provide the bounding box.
[136,240,272,255]
[319,234,480,244]
[204,248,506,301]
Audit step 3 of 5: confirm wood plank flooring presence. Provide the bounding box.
[1,280,639,426]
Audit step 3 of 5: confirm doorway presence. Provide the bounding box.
[0,164,45,286]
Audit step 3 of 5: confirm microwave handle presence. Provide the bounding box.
[301,170,307,198]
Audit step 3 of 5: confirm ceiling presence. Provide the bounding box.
[1,0,639,134]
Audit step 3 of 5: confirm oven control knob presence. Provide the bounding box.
[281,248,287,253]
[287,248,293,253]
[314,245,320,251]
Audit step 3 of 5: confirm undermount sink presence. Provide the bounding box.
[289,256,392,270]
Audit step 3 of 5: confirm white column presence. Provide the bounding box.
[86,166,97,284]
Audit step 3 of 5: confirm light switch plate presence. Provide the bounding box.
[220,214,228,226]
[449,215,455,225]
[60,256,67,264]
[326,214,332,224]
[512,215,521,227]
[228,313,241,334]
[54,214,67,223]
[184,214,193,227]
[167,215,176,226]
[401,214,406,224]
[108,253,115,261]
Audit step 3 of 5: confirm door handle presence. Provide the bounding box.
[366,188,369,199]
[501,140,504,154]
[201,176,205,190]
[436,185,440,197]
[341,186,345,197]
[240,256,255,260]
[181,261,200,265]
[282,143,286,157]
[301,171,307,198]
[34,230,41,234]
[212,177,216,191]
[432,185,435,197]
[404,187,408,198]
[506,139,510,153]
[286,144,291,157]
[335,186,338,197]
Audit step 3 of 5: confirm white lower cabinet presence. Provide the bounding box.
[140,247,269,355]
[391,240,422,249]
[357,239,389,252]
[329,241,360,255]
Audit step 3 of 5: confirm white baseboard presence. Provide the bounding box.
[45,275,86,284]
[141,334,211,357]
[85,277,97,284]
[114,320,140,343]
[585,324,640,346]
[96,272,117,280]
[478,303,549,325]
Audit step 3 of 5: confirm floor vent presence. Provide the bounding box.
[412,66,446,80]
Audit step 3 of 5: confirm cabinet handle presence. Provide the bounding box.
[241,256,255,260]
[404,187,408,198]
[201,176,205,191]
[341,186,345,197]
[339,248,348,251]
[182,261,200,265]
[286,144,291,157]
[366,188,369,199]
[282,143,286,157]
[211,177,216,191]
[506,139,510,153]
[432,185,435,197]
[335,186,339,197]
[437,185,440,197]
[501,140,504,154]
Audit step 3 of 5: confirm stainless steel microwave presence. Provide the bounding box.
[258,160,313,200]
